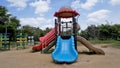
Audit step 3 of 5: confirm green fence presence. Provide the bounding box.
[0,33,10,50]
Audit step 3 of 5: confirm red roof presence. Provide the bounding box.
[54,6,79,18]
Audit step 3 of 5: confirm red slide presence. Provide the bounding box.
[32,28,55,51]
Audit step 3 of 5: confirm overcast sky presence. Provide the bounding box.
[0,0,120,30]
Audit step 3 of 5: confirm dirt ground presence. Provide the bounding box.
[0,44,120,68]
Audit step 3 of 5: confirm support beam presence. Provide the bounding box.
[77,36,105,55]
[43,40,55,53]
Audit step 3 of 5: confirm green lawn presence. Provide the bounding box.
[89,39,120,48]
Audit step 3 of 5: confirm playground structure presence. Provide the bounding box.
[28,36,34,46]
[32,28,55,51]
[16,33,27,49]
[32,6,105,63]
[0,32,35,50]
[0,33,10,50]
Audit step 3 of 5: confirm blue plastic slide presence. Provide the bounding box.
[52,36,78,63]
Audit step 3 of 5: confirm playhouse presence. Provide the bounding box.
[32,6,105,63]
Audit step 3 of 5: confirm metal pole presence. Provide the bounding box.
[8,17,11,50]
[4,20,8,49]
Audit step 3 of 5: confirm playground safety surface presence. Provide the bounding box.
[0,44,120,68]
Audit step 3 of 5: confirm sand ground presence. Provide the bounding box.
[0,44,120,68]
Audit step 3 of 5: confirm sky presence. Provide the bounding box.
[0,0,120,30]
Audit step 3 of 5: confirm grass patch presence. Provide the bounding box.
[89,39,120,48]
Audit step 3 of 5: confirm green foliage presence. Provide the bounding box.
[80,30,89,40]
[0,6,20,41]
[43,27,52,35]
[80,23,120,40]
[21,25,51,41]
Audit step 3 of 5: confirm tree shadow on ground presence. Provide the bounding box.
[0,48,10,52]
[78,51,97,55]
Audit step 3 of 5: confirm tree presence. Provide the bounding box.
[43,27,51,35]
[0,6,20,41]
[80,30,89,40]
[0,6,10,25]
[110,24,120,40]
[22,25,45,41]
[86,25,99,39]
[80,23,120,40]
